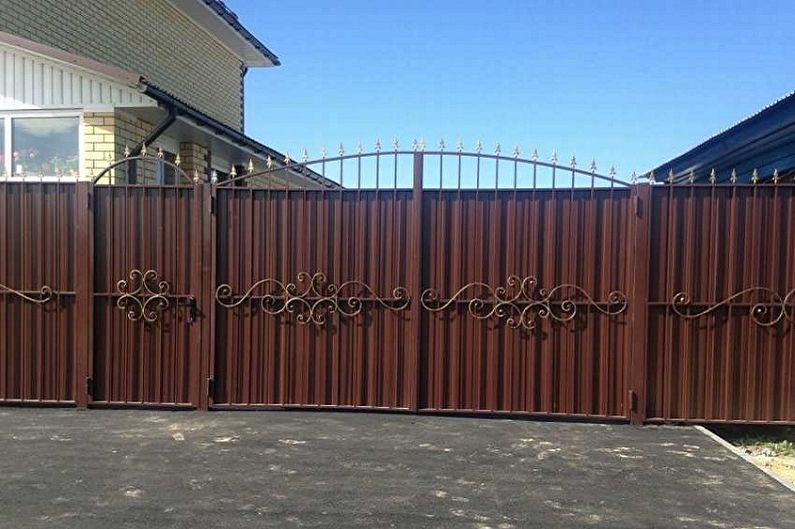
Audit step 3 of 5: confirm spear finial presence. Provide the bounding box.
[320,146,327,159]
[301,148,309,163]
[513,145,521,158]
[570,154,577,169]
[709,168,716,184]
[551,150,558,164]
[356,142,363,155]
[751,168,759,184]
[438,139,445,152]
[157,146,164,159]
[174,153,181,167]
[411,138,419,152]
[773,168,780,183]
[590,159,597,173]
[648,170,655,183]
[688,169,695,183]
[284,152,291,164]
[248,158,254,173]
[375,138,382,152]
[140,143,147,157]
[531,148,539,162]
[609,165,616,178]
[124,145,131,157]
[631,171,637,184]
[495,143,501,156]
[210,170,218,184]
[730,168,737,183]
[230,165,237,178]
[392,138,399,151]
[456,139,464,152]
[667,169,675,184]
[475,140,483,154]
[266,155,273,169]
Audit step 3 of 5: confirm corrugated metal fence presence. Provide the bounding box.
[0,152,793,424]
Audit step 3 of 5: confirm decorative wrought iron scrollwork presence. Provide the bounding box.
[215,272,410,326]
[672,288,795,327]
[0,283,53,304]
[421,275,627,331]
[116,269,171,323]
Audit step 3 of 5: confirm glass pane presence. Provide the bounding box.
[12,117,79,177]
[0,119,5,178]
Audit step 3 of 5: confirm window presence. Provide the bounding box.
[0,120,5,178]
[155,151,178,184]
[10,117,79,178]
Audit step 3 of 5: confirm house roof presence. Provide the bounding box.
[650,91,795,183]
[139,82,336,187]
[170,0,280,67]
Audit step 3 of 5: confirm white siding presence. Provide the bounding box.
[0,43,156,110]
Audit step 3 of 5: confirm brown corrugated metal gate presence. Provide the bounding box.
[0,150,793,424]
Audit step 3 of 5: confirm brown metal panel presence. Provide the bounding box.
[212,188,415,410]
[91,185,198,406]
[419,188,631,419]
[0,182,76,405]
[646,183,795,423]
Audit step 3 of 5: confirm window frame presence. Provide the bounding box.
[0,110,84,181]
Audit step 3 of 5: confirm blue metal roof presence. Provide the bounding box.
[650,91,795,183]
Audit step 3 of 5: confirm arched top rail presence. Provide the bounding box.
[218,149,631,189]
[93,151,193,185]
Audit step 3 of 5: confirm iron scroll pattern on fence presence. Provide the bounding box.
[215,272,411,326]
[671,288,795,327]
[115,269,172,323]
[0,284,53,304]
[420,275,628,331]
[115,269,198,324]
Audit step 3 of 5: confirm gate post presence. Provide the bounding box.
[74,181,94,408]
[628,184,652,425]
[192,181,215,410]
[410,152,424,412]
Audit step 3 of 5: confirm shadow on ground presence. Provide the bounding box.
[0,409,792,528]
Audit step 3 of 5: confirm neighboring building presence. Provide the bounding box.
[651,91,795,184]
[0,0,330,187]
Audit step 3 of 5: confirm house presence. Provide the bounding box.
[650,91,795,184]
[0,0,331,187]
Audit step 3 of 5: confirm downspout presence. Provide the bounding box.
[127,106,177,184]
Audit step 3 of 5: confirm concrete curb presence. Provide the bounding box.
[694,425,795,495]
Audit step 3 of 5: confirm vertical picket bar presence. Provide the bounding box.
[410,152,424,411]
[629,183,652,424]
[74,181,94,407]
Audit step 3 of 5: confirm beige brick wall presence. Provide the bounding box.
[179,142,209,180]
[82,112,117,181]
[0,0,244,130]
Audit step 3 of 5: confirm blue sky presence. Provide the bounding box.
[229,0,795,179]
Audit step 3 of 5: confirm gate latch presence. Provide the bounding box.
[177,296,198,322]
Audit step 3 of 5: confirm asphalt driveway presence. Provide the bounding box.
[0,409,792,529]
